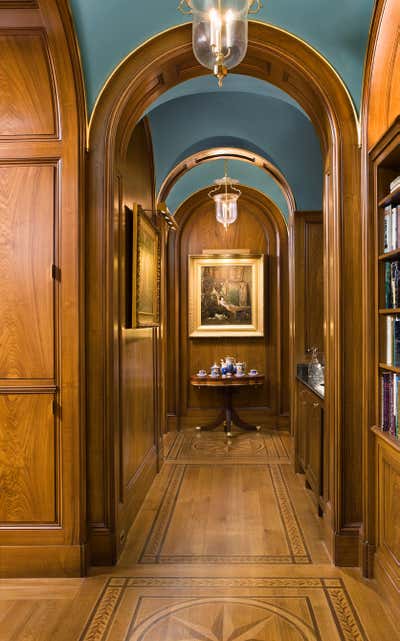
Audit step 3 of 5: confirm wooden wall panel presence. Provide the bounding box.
[373,430,400,617]
[87,117,160,565]
[0,32,56,137]
[0,0,86,577]
[0,164,54,379]
[364,0,400,148]
[167,187,289,429]
[294,212,324,363]
[0,394,56,523]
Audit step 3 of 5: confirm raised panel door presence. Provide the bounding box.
[0,164,55,380]
[0,394,57,524]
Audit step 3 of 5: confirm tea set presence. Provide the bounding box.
[196,356,258,378]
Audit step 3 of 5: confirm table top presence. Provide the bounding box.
[190,373,264,387]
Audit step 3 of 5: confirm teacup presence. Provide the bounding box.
[198,369,207,377]
[249,369,258,375]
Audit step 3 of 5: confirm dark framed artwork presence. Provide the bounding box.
[126,203,161,328]
[188,253,264,337]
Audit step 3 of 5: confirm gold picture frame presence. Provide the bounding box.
[132,203,161,328]
[188,253,264,337]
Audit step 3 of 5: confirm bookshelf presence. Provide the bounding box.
[370,116,400,611]
[374,121,400,438]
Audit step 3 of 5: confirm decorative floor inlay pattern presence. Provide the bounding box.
[165,431,291,464]
[79,577,368,641]
[138,464,310,564]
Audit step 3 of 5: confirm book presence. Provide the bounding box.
[382,372,393,431]
[387,316,394,365]
[392,206,397,250]
[390,175,400,192]
[384,205,391,252]
[385,262,393,307]
[395,317,400,367]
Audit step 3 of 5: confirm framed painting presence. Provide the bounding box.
[130,203,161,328]
[188,253,264,337]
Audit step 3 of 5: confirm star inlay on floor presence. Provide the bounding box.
[78,577,369,641]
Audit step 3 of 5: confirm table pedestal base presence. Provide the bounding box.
[195,388,262,436]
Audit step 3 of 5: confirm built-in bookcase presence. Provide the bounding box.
[374,119,400,440]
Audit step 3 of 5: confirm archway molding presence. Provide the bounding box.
[87,21,362,566]
[157,146,296,215]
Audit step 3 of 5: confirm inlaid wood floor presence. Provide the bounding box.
[1,429,399,641]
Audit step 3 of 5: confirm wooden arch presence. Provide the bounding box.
[87,22,362,566]
[156,146,296,214]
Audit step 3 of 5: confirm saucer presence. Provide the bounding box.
[197,372,208,377]
[248,371,259,376]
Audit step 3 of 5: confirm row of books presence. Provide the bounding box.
[381,372,400,438]
[384,261,400,308]
[385,316,400,366]
[383,205,400,253]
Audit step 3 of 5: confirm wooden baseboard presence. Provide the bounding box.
[374,548,400,619]
[0,543,87,578]
[333,528,361,566]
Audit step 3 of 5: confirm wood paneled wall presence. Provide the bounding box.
[363,0,400,149]
[87,118,161,565]
[293,212,324,362]
[167,187,289,430]
[0,1,85,576]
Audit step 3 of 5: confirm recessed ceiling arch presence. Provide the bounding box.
[157,146,296,216]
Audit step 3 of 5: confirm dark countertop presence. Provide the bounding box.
[296,364,325,401]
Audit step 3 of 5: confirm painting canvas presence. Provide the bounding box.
[189,254,264,337]
[129,204,160,328]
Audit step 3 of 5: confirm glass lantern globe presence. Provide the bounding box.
[213,192,240,229]
[191,0,248,75]
[178,1,262,86]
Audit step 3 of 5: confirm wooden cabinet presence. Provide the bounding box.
[296,380,324,514]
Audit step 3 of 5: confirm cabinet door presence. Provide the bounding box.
[306,398,322,499]
[297,387,308,471]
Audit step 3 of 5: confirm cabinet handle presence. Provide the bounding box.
[312,402,319,408]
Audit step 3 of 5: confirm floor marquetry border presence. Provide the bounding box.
[79,577,368,641]
[165,431,291,464]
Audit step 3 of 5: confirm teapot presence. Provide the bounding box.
[220,356,236,374]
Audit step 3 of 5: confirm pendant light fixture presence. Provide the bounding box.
[209,161,241,229]
[178,0,262,87]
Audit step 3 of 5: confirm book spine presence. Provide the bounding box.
[397,206,400,249]
[394,316,400,367]
[396,375,400,438]
[392,374,397,436]
[387,316,394,365]
[392,206,397,251]
[384,206,391,252]
[383,372,392,431]
[386,262,393,308]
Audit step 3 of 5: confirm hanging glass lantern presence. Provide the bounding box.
[209,163,241,229]
[178,0,263,86]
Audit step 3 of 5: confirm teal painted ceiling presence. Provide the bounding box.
[69,0,374,112]
[146,74,307,117]
[149,92,323,211]
[165,159,290,220]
